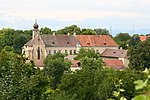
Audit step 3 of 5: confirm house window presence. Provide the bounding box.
[96,50,99,52]
[70,50,72,55]
[74,50,76,54]
[37,47,40,60]
[49,50,51,54]
[65,50,68,54]
[54,50,56,54]
[58,50,61,53]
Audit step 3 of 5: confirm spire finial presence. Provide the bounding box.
[33,19,39,29]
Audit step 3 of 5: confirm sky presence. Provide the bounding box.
[0,0,150,36]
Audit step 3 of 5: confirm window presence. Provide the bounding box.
[58,50,61,53]
[67,42,69,44]
[74,50,76,54]
[65,50,68,54]
[70,50,72,55]
[54,50,56,54]
[52,42,54,44]
[96,50,99,52]
[37,47,40,60]
[48,50,51,54]
[104,43,106,45]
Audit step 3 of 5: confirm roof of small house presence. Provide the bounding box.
[139,36,148,41]
[71,60,80,67]
[101,49,128,58]
[103,59,125,69]
[76,35,119,47]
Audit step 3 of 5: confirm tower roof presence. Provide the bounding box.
[33,20,39,29]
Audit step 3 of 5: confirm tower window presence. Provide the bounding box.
[37,47,40,60]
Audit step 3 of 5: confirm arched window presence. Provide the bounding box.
[37,47,40,60]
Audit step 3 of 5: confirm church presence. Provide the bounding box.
[22,21,119,67]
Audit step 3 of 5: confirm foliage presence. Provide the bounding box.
[43,52,71,89]
[74,48,100,60]
[128,40,150,70]
[0,46,49,100]
[129,36,141,46]
[114,33,131,49]
[40,27,53,34]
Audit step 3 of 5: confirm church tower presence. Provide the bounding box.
[32,20,40,39]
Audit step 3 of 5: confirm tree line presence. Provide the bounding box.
[1,25,150,99]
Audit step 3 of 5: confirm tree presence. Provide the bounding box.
[40,27,53,34]
[81,28,96,35]
[56,25,81,35]
[128,40,150,70]
[0,46,49,100]
[59,48,103,100]
[13,35,28,54]
[114,33,131,49]
[74,48,100,60]
[94,28,112,37]
[43,52,71,89]
[129,35,141,46]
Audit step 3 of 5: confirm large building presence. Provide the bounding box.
[22,22,119,67]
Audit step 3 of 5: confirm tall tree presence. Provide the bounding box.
[128,40,150,70]
[43,52,71,89]
[0,46,49,100]
[114,33,131,49]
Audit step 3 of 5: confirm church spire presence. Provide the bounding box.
[32,20,40,39]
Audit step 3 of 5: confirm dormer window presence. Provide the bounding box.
[87,43,90,45]
[67,42,69,44]
[52,42,54,44]
[113,52,116,54]
[104,43,106,45]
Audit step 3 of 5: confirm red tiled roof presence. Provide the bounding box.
[103,60,125,69]
[71,60,80,67]
[139,36,148,41]
[101,49,127,58]
[76,35,118,47]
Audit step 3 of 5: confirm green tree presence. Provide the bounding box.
[114,33,131,49]
[43,52,71,89]
[94,28,112,36]
[128,40,150,70]
[0,46,49,100]
[41,27,53,34]
[56,25,81,35]
[74,48,100,60]
[129,35,141,46]
[81,28,96,35]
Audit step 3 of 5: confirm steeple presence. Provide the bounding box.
[32,20,40,39]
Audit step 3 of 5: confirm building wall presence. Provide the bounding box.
[82,46,118,53]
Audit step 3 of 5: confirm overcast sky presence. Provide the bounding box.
[0,0,150,35]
